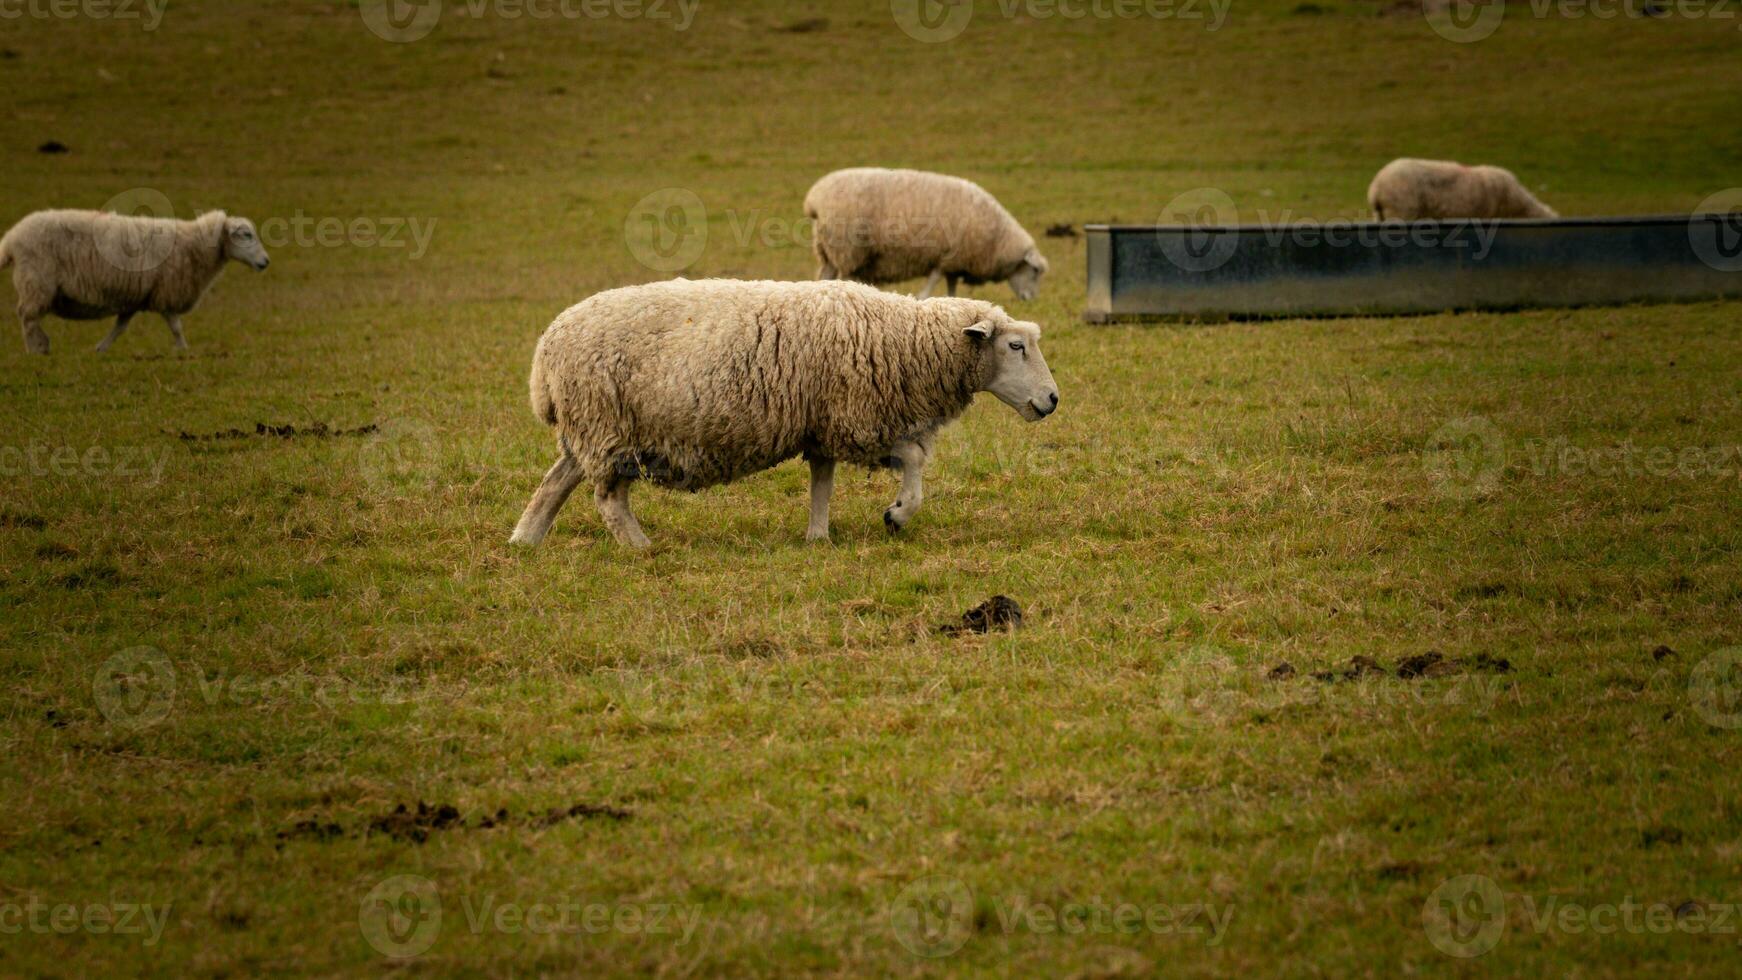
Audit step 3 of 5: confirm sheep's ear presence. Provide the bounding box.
[1024,247,1049,273]
[964,320,994,341]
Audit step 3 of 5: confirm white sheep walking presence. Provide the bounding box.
[509,278,1061,549]
[803,168,1049,301]
[0,209,270,355]
[1367,158,1559,221]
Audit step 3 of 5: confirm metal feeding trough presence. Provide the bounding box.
[1083,214,1742,321]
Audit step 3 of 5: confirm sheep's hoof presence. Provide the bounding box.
[616,531,652,550]
[804,529,831,543]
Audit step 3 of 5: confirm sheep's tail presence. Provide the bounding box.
[528,344,557,426]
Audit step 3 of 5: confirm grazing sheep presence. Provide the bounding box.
[509,278,1061,549]
[0,209,270,355]
[1367,158,1558,221]
[803,167,1049,301]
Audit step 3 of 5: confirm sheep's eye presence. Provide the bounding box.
[237,229,253,239]
[1009,341,1025,352]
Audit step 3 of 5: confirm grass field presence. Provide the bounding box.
[3,0,1742,975]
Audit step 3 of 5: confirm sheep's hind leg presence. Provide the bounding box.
[596,477,652,550]
[806,457,835,542]
[20,315,50,356]
[509,453,586,547]
[882,441,928,534]
[918,269,943,299]
[164,314,188,351]
[946,275,959,297]
[95,313,135,353]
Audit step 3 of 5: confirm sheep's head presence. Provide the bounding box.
[1006,247,1048,301]
[222,216,271,271]
[968,316,1058,422]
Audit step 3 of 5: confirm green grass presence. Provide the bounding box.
[3,0,1742,975]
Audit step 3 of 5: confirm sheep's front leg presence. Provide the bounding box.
[946,274,959,297]
[806,457,834,542]
[816,259,838,280]
[95,312,134,353]
[882,441,928,534]
[596,478,651,550]
[20,315,49,356]
[509,453,586,547]
[918,269,943,299]
[164,314,188,351]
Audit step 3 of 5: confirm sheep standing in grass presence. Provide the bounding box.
[509,278,1061,549]
[1367,158,1559,221]
[804,168,1049,301]
[0,209,270,355]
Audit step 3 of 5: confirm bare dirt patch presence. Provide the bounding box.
[941,595,1024,635]
[175,422,379,442]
